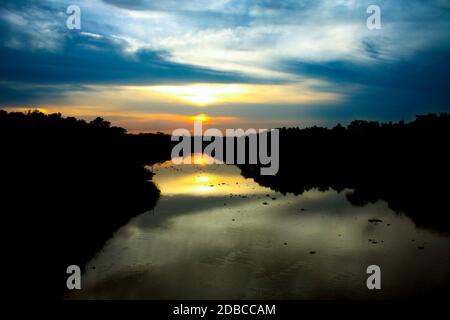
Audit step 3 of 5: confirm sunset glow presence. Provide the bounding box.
[149,84,248,106]
[191,114,209,122]
[1,0,448,132]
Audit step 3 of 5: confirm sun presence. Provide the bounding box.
[191,114,209,122]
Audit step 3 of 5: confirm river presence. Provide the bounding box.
[70,155,450,299]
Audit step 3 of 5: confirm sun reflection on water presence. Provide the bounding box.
[195,175,211,183]
[151,154,261,196]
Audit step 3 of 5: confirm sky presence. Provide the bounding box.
[0,0,449,132]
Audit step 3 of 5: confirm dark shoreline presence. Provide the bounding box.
[238,114,450,234]
[0,110,173,298]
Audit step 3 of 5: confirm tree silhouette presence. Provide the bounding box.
[239,113,450,232]
[0,110,173,298]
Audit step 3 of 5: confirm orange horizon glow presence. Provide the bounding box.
[4,81,342,132]
[6,107,241,133]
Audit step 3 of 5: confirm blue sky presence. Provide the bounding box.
[0,0,449,132]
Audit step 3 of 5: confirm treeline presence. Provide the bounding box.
[239,113,450,232]
[0,110,173,298]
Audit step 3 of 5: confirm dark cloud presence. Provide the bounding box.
[281,47,450,90]
[0,34,253,86]
[276,45,450,121]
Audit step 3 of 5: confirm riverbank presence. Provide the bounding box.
[239,114,450,233]
[0,110,173,298]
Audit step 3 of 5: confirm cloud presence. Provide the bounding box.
[0,32,253,85]
[2,0,449,80]
[0,5,65,51]
[0,0,450,130]
[92,0,450,81]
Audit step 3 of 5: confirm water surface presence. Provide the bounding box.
[71,158,450,299]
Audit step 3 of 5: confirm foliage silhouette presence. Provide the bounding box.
[239,114,450,233]
[0,110,173,298]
